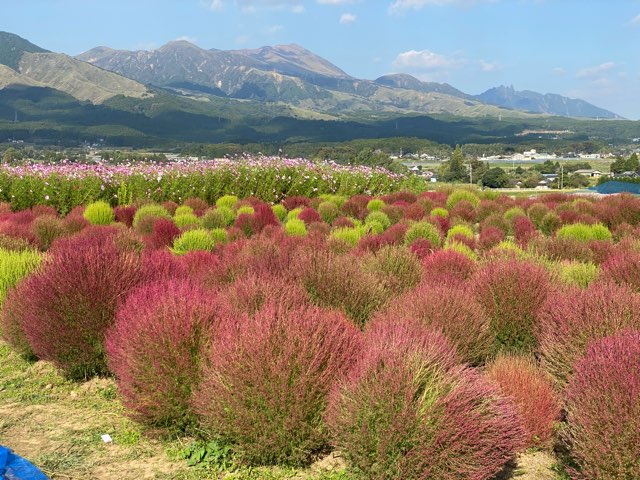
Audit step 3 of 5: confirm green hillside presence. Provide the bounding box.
[0,31,49,70]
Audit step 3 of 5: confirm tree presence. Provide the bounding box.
[610,156,628,174]
[2,147,20,163]
[625,153,639,172]
[482,167,510,188]
[443,145,468,182]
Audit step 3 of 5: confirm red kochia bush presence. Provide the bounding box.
[251,203,280,233]
[114,206,136,227]
[282,195,311,211]
[537,282,640,387]
[421,249,476,286]
[377,283,492,365]
[513,216,537,246]
[15,230,144,379]
[297,207,322,225]
[106,280,227,429]
[478,226,505,250]
[472,259,551,354]
[326,318,525,480]
[564,331,640,480]
[193,302,362,466]
[599,250,640,291]
[487,356,560,448]
[144,218,181,250]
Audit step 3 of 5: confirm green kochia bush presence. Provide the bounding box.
[202,207,235,229]
[284,218,307,236]
[173,213,201,230]
[366,199,385,212]
[193,302,362,466]
[446,189,480,210]
[404,221,441,246]
[172,229,216,255]
[556,223,612,242]
[365,211,391,231]
[106,280,228,430]
[0,248,43,304]
[326,318,525,480]
[83,201,115,225]
[215,195,238,209]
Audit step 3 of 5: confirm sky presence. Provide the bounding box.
[3,0,640,119]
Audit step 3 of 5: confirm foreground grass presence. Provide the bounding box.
[0,342,564,479]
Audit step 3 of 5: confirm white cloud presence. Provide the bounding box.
[209,0,224,11]
[479,59,500,72]
[577,62,615,78]
[393,49,463,71]
[339,12,357,24]
[389,0,495,14]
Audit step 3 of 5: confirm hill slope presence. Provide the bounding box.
[0,31,49,70]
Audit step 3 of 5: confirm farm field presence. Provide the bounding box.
[1,163,640,479]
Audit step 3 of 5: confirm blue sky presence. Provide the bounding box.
[3,0,640,119]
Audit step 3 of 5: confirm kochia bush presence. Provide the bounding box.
[564,331,640,480]
[472,259,551,354]
[106,280,227,429]
[172,229,215,255]
[193,303,362,466]
[487,355,560,448]
[537,282,640,387]
[83,200,115,225]
[378,282,492,365]
[11,230,144,379]
[556,222,612,242]
[326,318,525,480]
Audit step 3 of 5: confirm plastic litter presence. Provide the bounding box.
[0,445,48,480]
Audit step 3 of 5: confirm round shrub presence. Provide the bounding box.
[365,211,391,231]
[556,223,612,242]
[0,248,43,305]
[215,194,238,209]
[284,218,307,236]
[564,331,640,480]
[527,203,550,228]
[472,259,551,354]
[83,201,115,226]
[444,240,478,261]
[556,260,599,288]
[404,221,441,247]
[430,207,449,218]
[271,204,287,222]
[298,207,322,225]
[174,205,194,216]
[8,230,145,379]
[193,303,362,466]
[132,204,171,234]
[330,226,365,247]
[366,198,385,212]
[446,189,480,210]
[144,218,180,250]
[326,318,525,480]
[360,245,422,297]
[599,250,640,291]
[236,205,255,216]
[294,249,388,327]
[173,213,201,230]
[202,206,235,229]
[504,206,526,224]
[114,206,136,227]
[537,281,640,387]
[317,201,339,224]
[172,229,215,255]
[209,227,228,244]
[31,215,66,251]
[282,195,311,211]
[421,249,476,286]
[183,198,208,215]
[487,355,560,448]
[378,283,492,365]
[106,280,226,429]
[445,223,474,244]
[479,226,505,250]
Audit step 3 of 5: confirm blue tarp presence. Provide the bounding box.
[589,181,640,195]
[0,446,48,480]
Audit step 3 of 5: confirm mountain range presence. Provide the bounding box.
[0,31,631,147]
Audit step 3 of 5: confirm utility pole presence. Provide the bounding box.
[560,164,564,190]
[469,163,473,184]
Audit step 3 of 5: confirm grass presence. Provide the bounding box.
[0,340,565,479]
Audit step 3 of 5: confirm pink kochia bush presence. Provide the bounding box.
[377,283,492,365]
[599,250,640,291]
[420,249,476,286]
[487,355,561,448]
[106,279,227,429]
[563,331,640,480]
[193,302,362,466]
[472,259,551,354]
[8,227,144,379]
[326,318,525,480]
[537,282,640,387]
